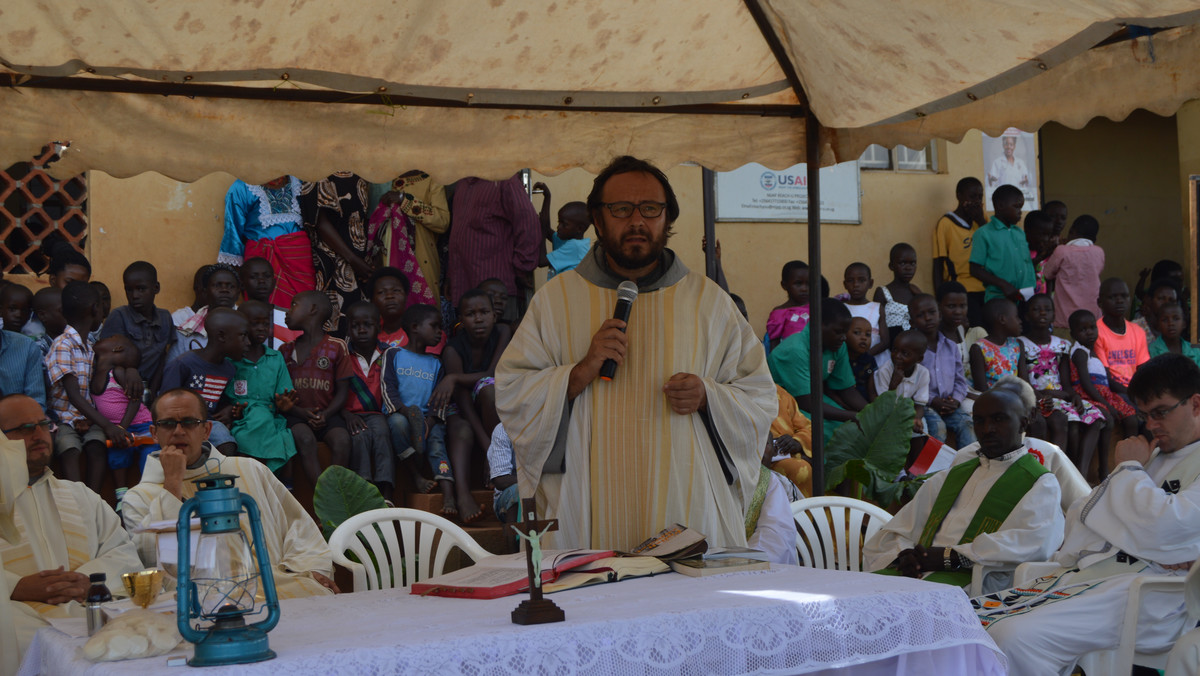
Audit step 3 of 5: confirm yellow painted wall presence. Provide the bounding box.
[1039,110,1183,294]
[86,171,234,311]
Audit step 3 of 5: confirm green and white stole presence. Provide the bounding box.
[880,452,1048,587]
[744,467,773,540]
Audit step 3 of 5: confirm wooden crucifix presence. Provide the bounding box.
[510,497,565,625]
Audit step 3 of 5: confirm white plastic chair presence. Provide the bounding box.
[1014,561,1188,673]
[791,496,892,571]
[329,507,493,591]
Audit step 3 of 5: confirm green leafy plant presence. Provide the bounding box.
[824,390,915,506]
[313,465,388,540]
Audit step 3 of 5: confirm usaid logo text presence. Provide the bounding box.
[759,171,806,191]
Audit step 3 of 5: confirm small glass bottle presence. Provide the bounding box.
[86,572,113,636]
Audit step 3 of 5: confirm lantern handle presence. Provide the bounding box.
[241,493,281,631]
[174,498,207,644]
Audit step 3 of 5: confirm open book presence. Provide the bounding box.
[410,549,613,599]
[620,524,708,561]
[542,556,668,593]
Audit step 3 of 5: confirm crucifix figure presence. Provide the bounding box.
[510,497,565,625]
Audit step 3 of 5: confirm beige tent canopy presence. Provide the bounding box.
[3,1,1200,183]
[5,0,1200,491]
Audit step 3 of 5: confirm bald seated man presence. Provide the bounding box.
[121,388,339,597]
[863,387,1065,594]
[0,394,142,665]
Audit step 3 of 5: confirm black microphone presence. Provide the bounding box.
[600,281,639,381]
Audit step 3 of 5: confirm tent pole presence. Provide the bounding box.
[807,110,825,497]
[702,167,718,281]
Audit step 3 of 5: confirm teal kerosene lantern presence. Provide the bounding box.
[176,473,280,666]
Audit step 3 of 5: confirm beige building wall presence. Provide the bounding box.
[1039,110,1183,297]
[87,171,235,309]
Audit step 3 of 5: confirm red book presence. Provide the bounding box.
[410,549,614,599]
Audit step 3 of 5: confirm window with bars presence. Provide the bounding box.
[858,143,939,172]
[0,144,88,275]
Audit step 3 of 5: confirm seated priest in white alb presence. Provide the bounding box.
[983,354,1200,675]
[0,394,143,666]
[743,437,801,566]
[862,387,1064,593]
[122,388,338,597]
[982,376,1091,511]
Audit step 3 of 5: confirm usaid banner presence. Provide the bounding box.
[714,161,861,223]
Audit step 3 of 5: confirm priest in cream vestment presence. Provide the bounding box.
[496,157,775,551]
[0,394,143,670]
[122,388,337,598]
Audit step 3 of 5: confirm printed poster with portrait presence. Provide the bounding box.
[982,128,1039,210]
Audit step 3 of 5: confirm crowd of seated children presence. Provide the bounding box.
[760,189,1164,488]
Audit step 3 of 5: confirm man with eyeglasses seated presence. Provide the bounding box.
[496,156,775,551]
[0,394,142,664]
[121,388,339,597]
[982,353,1200,674]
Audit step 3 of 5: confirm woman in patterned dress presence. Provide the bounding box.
[300,172,373,334]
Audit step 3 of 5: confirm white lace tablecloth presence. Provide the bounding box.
[21,565,1005,676]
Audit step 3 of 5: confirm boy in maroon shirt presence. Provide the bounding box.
[280,290,354,485]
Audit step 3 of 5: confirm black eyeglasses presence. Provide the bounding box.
[153,418,206,431]
[2,420,56,437]
[602,201,666,219]
[1136,398,1190,423]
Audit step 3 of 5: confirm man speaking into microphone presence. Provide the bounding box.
[497,156,775,551]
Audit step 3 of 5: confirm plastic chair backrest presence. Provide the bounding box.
[328,507,492,591]
[791,496,893,571]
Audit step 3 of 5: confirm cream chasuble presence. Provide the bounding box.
[1,467,143,663]
[496,249,775,551]
[122,445,333,599]
[1,436,27,676]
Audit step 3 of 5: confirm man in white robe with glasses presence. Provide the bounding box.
[122,388,338,598]
[0,394,142,667]
[982,354,1200,674]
